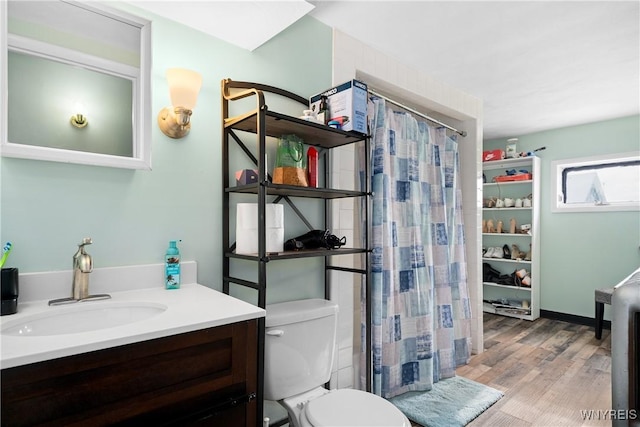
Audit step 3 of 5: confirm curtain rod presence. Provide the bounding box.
[368,88,467,137]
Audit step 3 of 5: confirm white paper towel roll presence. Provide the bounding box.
[236,203,284,254]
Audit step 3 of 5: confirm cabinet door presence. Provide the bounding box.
[1,321,258,427]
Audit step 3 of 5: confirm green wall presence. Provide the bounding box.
[8,51,133,156]
[0,9,332,305]
[484,115,640,320]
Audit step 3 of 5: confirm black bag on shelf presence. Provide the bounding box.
[496,272,517,286]
[483,263,518,286]
[483,263,501,282]
[284,230,346,251]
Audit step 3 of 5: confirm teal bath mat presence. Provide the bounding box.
[389,376,503,427]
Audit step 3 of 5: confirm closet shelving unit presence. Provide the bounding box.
[221,79,371,426]
[482,156,541,321]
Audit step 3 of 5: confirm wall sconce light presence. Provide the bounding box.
[158,68,203,139]
[70,113,88,128]
[70,102,88,128]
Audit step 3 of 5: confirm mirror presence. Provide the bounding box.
[0,1,151,170]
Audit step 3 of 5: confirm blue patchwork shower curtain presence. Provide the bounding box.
[359,98,472,399]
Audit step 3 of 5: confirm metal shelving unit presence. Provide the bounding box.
[221,79,371,426]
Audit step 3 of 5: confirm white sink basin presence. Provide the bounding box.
[1,301,168,337]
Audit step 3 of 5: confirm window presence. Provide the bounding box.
[552,153,640,213]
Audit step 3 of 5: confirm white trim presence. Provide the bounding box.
[0,1,7,153]
[8,34,139,80]
[551,152,640,213]
[1,1,152,170]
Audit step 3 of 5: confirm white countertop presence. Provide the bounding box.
[1,265,264,369]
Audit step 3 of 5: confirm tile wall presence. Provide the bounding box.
[328,143,358,389]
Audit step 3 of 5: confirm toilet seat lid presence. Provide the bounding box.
[305,389,408,427]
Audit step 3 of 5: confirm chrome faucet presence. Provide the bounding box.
[48,238,111,306]
[72,237,93,299]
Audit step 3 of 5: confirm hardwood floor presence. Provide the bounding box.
[456,313,612,426]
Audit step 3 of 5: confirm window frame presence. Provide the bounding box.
[551,152,640,213]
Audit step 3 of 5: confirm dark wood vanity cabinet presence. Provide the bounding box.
[1,320,258,427]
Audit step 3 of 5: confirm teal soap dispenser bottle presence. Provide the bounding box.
[165,240,181,289]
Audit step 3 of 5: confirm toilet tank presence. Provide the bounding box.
[264,299,338,401]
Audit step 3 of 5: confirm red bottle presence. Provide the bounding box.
[307,147,318,188]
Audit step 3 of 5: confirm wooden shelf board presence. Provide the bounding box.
[227,183,367,199]
[226,247,368,261]
[225,110,367,149]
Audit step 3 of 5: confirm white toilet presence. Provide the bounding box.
[264,298,411,427]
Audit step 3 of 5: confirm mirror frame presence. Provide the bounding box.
[0,1,152,170]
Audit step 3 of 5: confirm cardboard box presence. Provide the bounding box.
[310,80,368,134]
[236,203,284,254]
[482,149,505,162]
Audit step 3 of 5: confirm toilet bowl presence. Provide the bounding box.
[265,299,410,427]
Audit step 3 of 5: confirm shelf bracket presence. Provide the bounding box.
[229,129,274,182]
[270,195,315,231]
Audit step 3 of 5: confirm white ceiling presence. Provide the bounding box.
[126,0,314,51]
[309,1,640,139]
[131,1,640,140]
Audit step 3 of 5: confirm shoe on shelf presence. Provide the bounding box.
[502,244,511,259]
[483,198,496,208]
[513,271,522,287]
[523,193,533,208]
[515,268,531,287]
[511,244,526,260]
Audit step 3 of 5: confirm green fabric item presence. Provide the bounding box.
[389,376,503,427]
